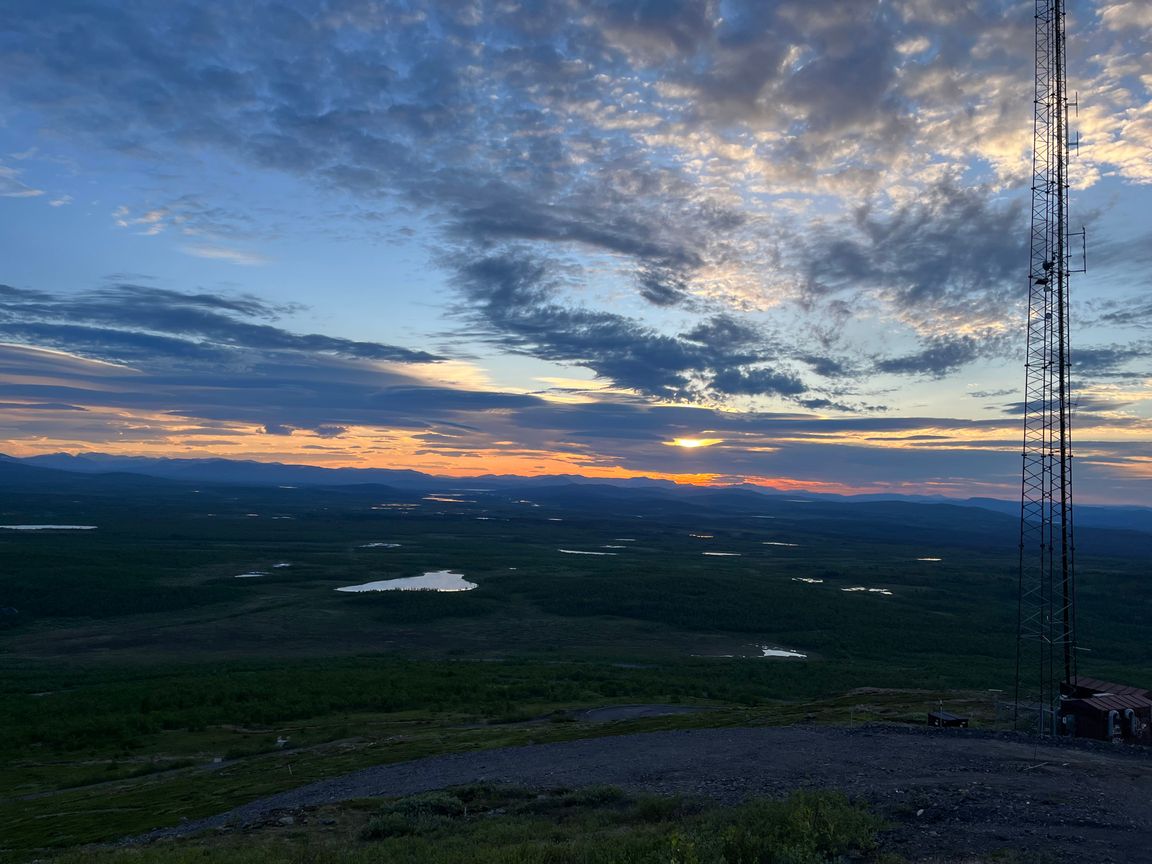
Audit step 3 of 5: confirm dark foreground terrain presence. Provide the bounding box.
[142,724,1152,863]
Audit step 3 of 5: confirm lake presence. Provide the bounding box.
[336,570,478,592]
[0,525,97,530]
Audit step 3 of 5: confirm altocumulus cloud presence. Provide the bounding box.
[6,0,1147,392]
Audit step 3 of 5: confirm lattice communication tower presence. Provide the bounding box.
[1014,0,1085,735]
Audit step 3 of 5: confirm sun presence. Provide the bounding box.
[665,438,723,449]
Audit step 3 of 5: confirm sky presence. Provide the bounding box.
[0,0,1150,504]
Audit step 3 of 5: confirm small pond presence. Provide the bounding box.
[759,646,807,659]
[336,570,477,592]
[0,525,97,530]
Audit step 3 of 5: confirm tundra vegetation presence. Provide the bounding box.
[2,468,1149,859]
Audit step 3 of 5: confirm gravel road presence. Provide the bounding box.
[142,724,1152,862]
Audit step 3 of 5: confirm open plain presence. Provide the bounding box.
[3,460,1151,861]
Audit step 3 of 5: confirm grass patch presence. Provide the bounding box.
[46,787,882,864]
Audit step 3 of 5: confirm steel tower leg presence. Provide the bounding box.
[1014,0,1076,736]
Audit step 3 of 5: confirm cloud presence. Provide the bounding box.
[796,397,865,413]
[1072,394,1140,414]
[1088,296,1152,330]
[799,179,1025,321]
[0,0,1102,392]
[114,196,268,242]
[1099,3,1152,32]
[0,162,44,198]
[1,328,1147,502]
[797,353,859,380]
[636,264,691,307]
[874,335,992,378]
[453,250,805,400]
[0,0,1148,498]
[1072,342,1151,376]
[180,244,270,266]
[0,401,88,411]
[0,282,558,440]
[114,206,168,235]
[0,282,441,367]
[0,338,537,437]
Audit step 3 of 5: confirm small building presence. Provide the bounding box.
[928,710,969,728]
[1060,677,1152,744]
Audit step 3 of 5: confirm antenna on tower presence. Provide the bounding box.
[1014,0,1080,736]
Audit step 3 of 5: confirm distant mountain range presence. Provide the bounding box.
[3,451,1150,534]
[6,451,678,491]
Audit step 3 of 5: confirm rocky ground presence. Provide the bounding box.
[140,724,1152,863]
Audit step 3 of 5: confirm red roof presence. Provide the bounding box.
[1067,693,1152,713]
[1066,676,1151,699]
